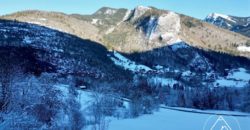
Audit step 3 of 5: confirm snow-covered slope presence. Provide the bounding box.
[214,68,250,87]
[108,51,152,73]
[205,13,250,37]
[206,13,236,24]
[237,46,250,52]
[0,19,129,80]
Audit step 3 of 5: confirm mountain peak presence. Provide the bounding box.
[135,5,151,11]
[94,7,119,15]
[130,6,152,20]
[205,13,236,23]
[206,13,230,20]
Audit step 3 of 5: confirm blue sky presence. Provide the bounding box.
[0,0,249,19]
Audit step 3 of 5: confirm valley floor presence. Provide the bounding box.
[77,89,250,130]
[108,108,250,130]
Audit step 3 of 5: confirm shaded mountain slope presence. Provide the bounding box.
[0,19,131,82]
[114,41,250,87]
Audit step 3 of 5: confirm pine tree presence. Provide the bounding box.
[177,91,186,107]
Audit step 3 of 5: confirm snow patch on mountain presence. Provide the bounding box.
[97,8,117,15]
[149,77,178,87]
[237,46,250,52]
[214,68,250,87]
[23,36,32,44]
[27,21,42,25]
[206,13,236,23]
[228,68,250,81]
[39,18,47,21]
[91,19,99,24]
[108,51,152,72]
[170,41,189,51]
[123,10,131,21]
[105,9,117,15]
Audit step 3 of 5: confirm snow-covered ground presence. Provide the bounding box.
[237,46,250,52]
[206,13,236,23]
[104,9,117,15]
[170,42,189,51]
[54,84,93,111]
[108,108,250,130]
[214,79,247,87]
[54,85,250,130]
[227,68,250,81]
[149,77,178,87]
[23,36,32,44]
[91,19,99,25]
[109,51,152,72]
[214,68,250,87]
[122,10,131,21]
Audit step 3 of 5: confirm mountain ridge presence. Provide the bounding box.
[204,12,250,37]
[1,6,250,58]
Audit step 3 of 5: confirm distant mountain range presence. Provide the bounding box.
[204,13,250,37]
[0,6,250,88]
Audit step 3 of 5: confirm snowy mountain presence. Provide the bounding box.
[205,13,250,37]
[3,7,250,58]
[0,19,130,81]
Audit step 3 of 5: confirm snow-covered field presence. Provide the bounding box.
[206,13,236,23]
[214,68,250,87]
[108,108,250,130]
[73,88,250,130]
